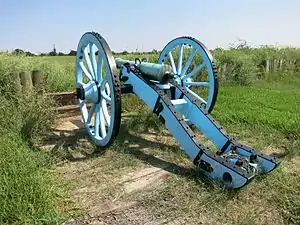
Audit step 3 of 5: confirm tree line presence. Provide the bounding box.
[11,48,77,56]
[11,48,159,57]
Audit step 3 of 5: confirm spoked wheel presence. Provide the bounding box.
[158,37,218,113]
[75,32,121,147]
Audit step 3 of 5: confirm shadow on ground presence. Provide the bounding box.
[41,117,233,192]
[40,117,105,161]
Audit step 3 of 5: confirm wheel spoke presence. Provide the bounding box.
[87,103,96,124]
[184,81,209,87]
[79,61,93,81]
[181,48,196,76]
[101,90,111,103]
[99,103,106,137]
[97,54,103,82]
[184,62,206,80]
[105,83,111,96]
[168,52,177,74]
[177,44,184,75]
[89,44,97,77]
[186,87,207,104]
[84,46,95,78]
[101,99,111,127]
[79,100,85,107]
[94,105,100,138]
[100,78,112,103]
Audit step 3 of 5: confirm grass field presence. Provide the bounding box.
[1,50,300,224]
[98,75,300,224]
[56,80,300,224]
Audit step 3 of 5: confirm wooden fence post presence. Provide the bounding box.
[265,60,270,73]
[20,71,33,92]
[10,72,22,92]
[32,70,44,94]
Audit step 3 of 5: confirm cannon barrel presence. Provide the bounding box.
[115,58,173,83]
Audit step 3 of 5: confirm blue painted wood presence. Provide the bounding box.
[75,33,280,188]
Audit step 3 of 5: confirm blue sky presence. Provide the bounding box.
[0,0,299,53]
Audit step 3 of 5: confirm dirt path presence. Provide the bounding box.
[43,116,197,225]
[40,115,294,225]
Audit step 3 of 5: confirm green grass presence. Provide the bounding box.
[0,133,62,225]
[105,70,300,224]
[98,107,300,224]
[0,54,75,92]
[213,85,300,137]
[253,71,300,91]
[1,49,300,224]
[108,91,300,225]
[0,84,68,224]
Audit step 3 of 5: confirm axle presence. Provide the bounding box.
[115,58,173,84]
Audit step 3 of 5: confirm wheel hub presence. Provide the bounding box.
[173,75,182,86]
[76,85,85,100]
[173,75,193,88]
[182,77,193,88]
[76,81,100,103]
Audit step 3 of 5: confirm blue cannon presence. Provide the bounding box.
[75,32,280,189]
